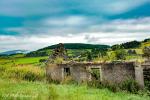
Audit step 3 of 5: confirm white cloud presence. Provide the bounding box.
[102,0,149,14]
[10,17,148,36]
[0,31,149,52]
[0,35,86,51]
[88,17,150,33]
[1,17,150,51]
[85,32,149,44]
[45,16,88,26]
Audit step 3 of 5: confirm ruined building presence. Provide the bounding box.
[47,43,68,63]
[46,44,150,88]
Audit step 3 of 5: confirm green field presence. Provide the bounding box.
[0,79,149,100]
[0,56,48,66]
[0,53,150,100]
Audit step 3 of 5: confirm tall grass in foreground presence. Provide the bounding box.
[0,65,45,81]
[0,79,149,100]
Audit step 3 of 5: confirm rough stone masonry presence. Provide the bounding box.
[46,61,149,88]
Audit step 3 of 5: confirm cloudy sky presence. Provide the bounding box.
[0,0,150,52]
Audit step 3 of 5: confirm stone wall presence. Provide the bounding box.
[101,62,135,84]
[46,62,141,85]
[46,63,101,82]
[46,64,63,81]
[142,61,150,88]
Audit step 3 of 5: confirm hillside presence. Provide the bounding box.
[25,43,110,57]
[38,43,110,51]
[1,38,150,58]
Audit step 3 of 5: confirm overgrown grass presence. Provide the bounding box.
[1,66,45,81]
[0,79,149,100]
[86,80,143,94]
[0,57,46,81]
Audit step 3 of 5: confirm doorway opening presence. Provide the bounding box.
[91,68,101,81]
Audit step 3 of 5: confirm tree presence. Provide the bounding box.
[128,50,137,55]
[87,52,93,61]
[143,38,150,42]
[143,47,150,60]
[111,45,123,51]
[99,49,107,57]
[39,59,47,63]
[112,41,141,50]
[121,41,141,49]
[91,48,107,58]
[115,49,127,60]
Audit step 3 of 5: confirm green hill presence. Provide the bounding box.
[25,43,110,57]
[38,43,110,51]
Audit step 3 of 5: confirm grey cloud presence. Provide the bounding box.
[4,17,150,37]
[0,0,148,16]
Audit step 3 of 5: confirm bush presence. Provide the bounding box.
[87,52,93,61]
[111,45,123,51]
[143,47,150,59]
[121,80,140,93]
[39,59,47,63]
[128,50,137,55]
[61,76,77,84]
[145,80,150,91]
[54,57,64,64]
[87,80,102,88]
[87,79,140,93]
[115,49,127,60]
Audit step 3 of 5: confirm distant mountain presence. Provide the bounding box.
[0,50,29,55]
[38,43,110,51]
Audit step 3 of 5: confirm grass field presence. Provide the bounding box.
[0,79,149,100]
[0,56,48,66]
[0,55,150,100]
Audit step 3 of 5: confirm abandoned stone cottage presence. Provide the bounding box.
[46,43,150,88]
[46,61,150,87]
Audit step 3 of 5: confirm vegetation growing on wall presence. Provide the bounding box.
[143,47,150,59]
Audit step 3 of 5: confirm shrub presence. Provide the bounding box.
[54,57,64,64]
[90,68,100,81]
[121,79,140,93]
[39,59,47,63]
[0,66,7,72]
[104,83,120,92]
[87,52,93,61]
[61,76,77,84]
[128,50,137,55]
[87,79,140,93]
[87,80,102,88]
[143,47,150,59]
[115,49,127,60]
[145,80,150,91]
[111,45,123,51]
